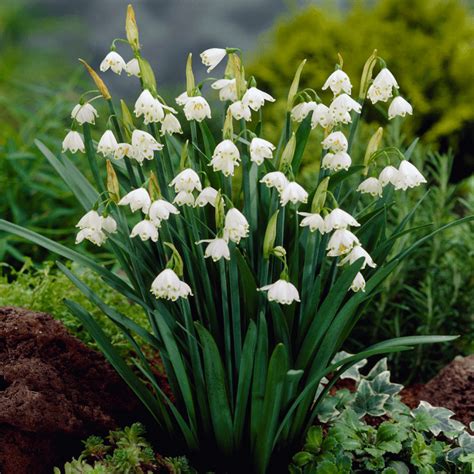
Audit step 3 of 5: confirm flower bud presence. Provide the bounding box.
[359,49,378,100]
[287,59,306,112]
[272,246,287,258]
[148,171,161,200]
[363,127,383,174]
[311,177,330,214]
[138,57,157,95]
[279,132,296,171]
[106,160,120,202]
[222,108,234,140]
[120,99,135,140]
[215,190,225,229]
[78,59,111,100]
[125,4,140,52]
[230,53,246,100]
[185,53,195,97]
[263,210,279,259]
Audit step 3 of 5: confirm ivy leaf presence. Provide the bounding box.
[446,432,474,464]
[351,379,390,417]
[316,389,353,423]
[331,351,367,382]
[412,401,465,439]
[366,357,389,379]
[369,370,403,397]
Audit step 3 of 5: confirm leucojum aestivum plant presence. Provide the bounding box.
[2,5,472,473]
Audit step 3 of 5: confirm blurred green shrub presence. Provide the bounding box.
[249,0,474,178]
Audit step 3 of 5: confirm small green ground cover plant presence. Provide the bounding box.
[290,356,474,474]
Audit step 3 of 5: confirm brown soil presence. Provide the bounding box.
[0,307,144,474]
[401,355,474,426]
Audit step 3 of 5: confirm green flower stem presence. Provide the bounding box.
[82,123,105,194]
[229,243,242,372]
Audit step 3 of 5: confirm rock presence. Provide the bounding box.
[0,307,143,474]
[401,355,474,426]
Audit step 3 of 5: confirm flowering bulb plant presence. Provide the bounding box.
[1,5,471,473]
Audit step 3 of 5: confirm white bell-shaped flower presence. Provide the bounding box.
[198,238,230,262]
[210,139,241,177]
[114,143,134,160]
[324,208,360,232]
[71,103,98,125]
[151,269,192,301]
[200,48,227,72]
[258,279,300,305]
[76,228,107,246]
[322,69,352,95]
[280,182,308,206]
[161,114,183,135]
[311,104,331,129]
[350,272,366,292]
[62,131,85,154]
[118,188,151,213]
[260,171,289,193]
[195,187,219,207]
[291,102,315,122]
[131,129,163,164]
[148,199,179,225]
[339,245,376,269]
[170,168,202,193]
[321,131,348,153]
[134,89,165,124]
[229,100,251,121]
[379,165,399,187]
[100,51,126,74]
[125,58,141,77]
[100,215,117,234]
[242,87,275,111]
[130,220,159,242]
[173,191,195,207]
[224,208,249,244]
[367,68,399,104]
[211,79,238,102]
[327,229,360,257]
[394,161,427,190]
[175,91,190,106]
[76,210,102,231]
[298,212,326,234]
[249,138,275,165]
[388,96,413,120]
[97,130,118,157]
[321,152,352,172]
[329,94,361,123]
[357,177,383,197]
[184,96,212,122]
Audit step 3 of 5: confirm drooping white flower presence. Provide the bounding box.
[280,182,308,206]
[71,103,98,125]
[200,48,227,72]
[169,168,202,193]
[291,102,315,122]
[161,114,183,135]
[173,191,195,207]
[350,272,366,292]
[100,215,117,234]
[151,269,192,301]
[195,187,219,207]
[131,129,163,163]
[211,79,238,102]
[260,172,289,193]
[229,100,251,121]
[97,130,118,157]
[175,91,190,106]
[125,58,141,77]
[327,229,360,257]
[130,220,159,242]
[329,94,362,123]
[249,138,275,165]
[118,188,151,213]
[76,210,102,231]
[321,132,348,153]
[134,89,164,124]
[357,177,383,197]
[367,68,399,104]
[321,151,352,172]
[224,208,249,243]
[322,69,352,95]
[114,143,134,160]
[393,160,427,190]
[76,228,107,246]
[242,87,275,111]
[324,208,360,232]
[100,51,126,74]
[258,279,300,305]
[379,165,399,187]
[198,238,230,261]
[339,245,376,269]
[148,199,179,225]
[183,96,212,122]
[62,131,85,154]
[388,96,413,120]
[298,212,326,233]
[210,139,241,176]
[311,104,331,129]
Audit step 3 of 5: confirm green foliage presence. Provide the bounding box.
[54,423,195,474]
[0,261,148,357]
[249,0,474,169]
[291,357,474,473]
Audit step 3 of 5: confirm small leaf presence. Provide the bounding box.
[351,379,389,417]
